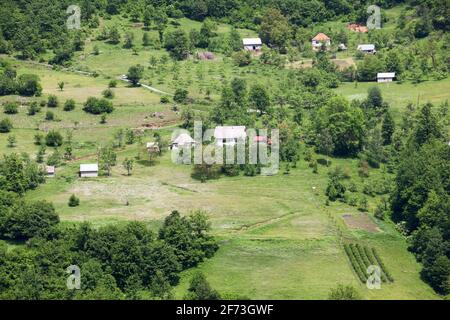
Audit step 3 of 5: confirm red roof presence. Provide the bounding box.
[312,33,330,41]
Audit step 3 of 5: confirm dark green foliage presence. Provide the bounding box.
[164,30,190,60]
[45,110,54,121]
[47,95,59,108]
[381,111,395,145]
[185,272,221,300]
[0,153,45,194]
[326,169,346,201]
[27,101,41,115]
[63,99,76,111]
[83,97,114,114]
[45,130,63,147]
[3,101,18,114]
[0,200,58,240]
[68,194,80,207]
[159,211,218,269]
[126,65,144,86]
[315,96,365,156]
[174,88,189,104]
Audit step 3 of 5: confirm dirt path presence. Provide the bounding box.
[118,77,173,96]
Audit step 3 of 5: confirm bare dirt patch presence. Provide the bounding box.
[342,213,380,233]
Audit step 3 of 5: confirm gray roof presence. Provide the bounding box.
[357,44,375,51]
[377,72,396,78]
[80,163,98,172]
[242,38,262,46]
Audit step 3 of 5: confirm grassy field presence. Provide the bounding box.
[1,12,448,300]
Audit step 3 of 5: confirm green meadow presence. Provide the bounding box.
[1,11,448,300]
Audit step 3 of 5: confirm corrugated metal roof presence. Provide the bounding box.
[357,44,375,51]
[242,38,262,45]
[377,72,396,78]
[80,163,98,172]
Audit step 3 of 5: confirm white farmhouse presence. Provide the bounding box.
[312,33,331,51]
[377,72,396,82]
[242,38,262,52]
[357,44,376,54]
[214,126,246,147]
[79,163,98,178]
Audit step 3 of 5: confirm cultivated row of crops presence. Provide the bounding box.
[344,243,394,283]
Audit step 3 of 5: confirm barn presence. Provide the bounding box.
[357,44,376,54]
[79,164,99,178]
[242,38,262,51]
[377,72,396,82]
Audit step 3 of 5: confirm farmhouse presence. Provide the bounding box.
[242,38,262,51]
[45,165,55,178]
[377,72,396,82]
[146,142,160,153]
[357,44,376,54]
[171,133,196,149]
[312,33,331,51]
[214,126,247,147]
[79,164,98,178]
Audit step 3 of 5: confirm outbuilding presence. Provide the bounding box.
[242,38,262,51]
[80,164,98,178]
[377,72,396,82]
[357,44,376,54]
[45,165,55,178]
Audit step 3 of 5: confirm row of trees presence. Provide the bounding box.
[0,208,218,299]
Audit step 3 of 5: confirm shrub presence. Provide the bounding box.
[45,110,54,121]
[63,99,76,111]
[47,94,59,108]
[68,194,80,207]
[0,118,13,133]
[232,51,251,67]
[45,130,63,147]
[160,95,170,103]
[108,80,117,88]
[174,89,189,104]
[102,88,115,99]
[27,101,41,115]
[3,101,18,114]
[83,97,114,114]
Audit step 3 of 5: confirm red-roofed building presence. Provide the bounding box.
[347,23,369,33]
[312,33,331,51]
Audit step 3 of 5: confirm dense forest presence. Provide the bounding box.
[0,0,448,299]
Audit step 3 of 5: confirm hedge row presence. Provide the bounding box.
[363,246,388,283]
[344,243,367,283]
[344,243,394,283]
[372,247,394,282]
